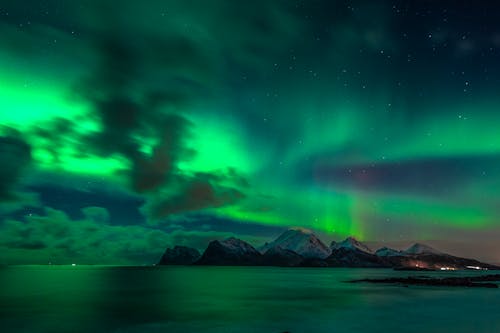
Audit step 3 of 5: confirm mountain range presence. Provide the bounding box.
[158,228,499,270]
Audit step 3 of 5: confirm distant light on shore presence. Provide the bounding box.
[466,265,485,270]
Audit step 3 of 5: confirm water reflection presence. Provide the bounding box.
[0,266,499,333]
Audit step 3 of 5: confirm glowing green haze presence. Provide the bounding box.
[1,0,500,264]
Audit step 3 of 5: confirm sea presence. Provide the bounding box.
[0,265,499,333]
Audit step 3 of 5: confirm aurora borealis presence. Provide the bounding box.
[1,0,500,264]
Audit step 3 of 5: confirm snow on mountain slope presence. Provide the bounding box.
[196,237,262,265]
[332,237,374,254]
[403,243,443,255]
[260,228,331,259]
[218,237,261,255]
[375,247,402,257]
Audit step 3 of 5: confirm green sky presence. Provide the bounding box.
[1,0,500,264]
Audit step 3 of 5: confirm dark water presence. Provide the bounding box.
[0,266,499,333]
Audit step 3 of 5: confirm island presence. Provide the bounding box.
[349,274,500,288]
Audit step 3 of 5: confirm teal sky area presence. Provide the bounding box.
[1,0,500,264]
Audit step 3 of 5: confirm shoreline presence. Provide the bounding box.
[349,274,500,288]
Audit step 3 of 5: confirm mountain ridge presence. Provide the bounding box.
[260,228,331,259]
[158,228,500,270]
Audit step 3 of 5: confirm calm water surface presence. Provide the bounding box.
[0,266,499,333]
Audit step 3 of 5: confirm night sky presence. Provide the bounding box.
[1,0,500,264]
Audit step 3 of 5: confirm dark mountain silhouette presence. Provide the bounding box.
[195,237,262,266]
[261,246,304,267]
[158,246,200,265]
[158,229,500,270]
[381,243,500,270]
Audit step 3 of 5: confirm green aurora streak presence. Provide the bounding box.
[1,1,500,265]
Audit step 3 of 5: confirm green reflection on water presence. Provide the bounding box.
[0,266,499,333]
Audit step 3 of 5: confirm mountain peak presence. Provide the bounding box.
[288,227,314,234]
[344,236,366,245]
[260,228,331,258]
[375,246,401,257]
[403,243,442,255]
[223,236,240,243]
[219,237,259,253]
[196,237,262,265]
[333,237,373,254]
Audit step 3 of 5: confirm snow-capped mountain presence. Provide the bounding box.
[403,243,443,255]
[217,237,259,254]
[375,247,402,257]
[260,228,331,259]
[379,242,500,270]
[332,237,374,254]
[328,237,387,267]
[160,229,500,269]
[196,237,262,265]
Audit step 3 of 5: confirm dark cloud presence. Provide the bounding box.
[307,154,500,195]
[0,207,268,264]
[81,206,110,223]
[26,182,145,225]
[71,7,249,218]
[0,192,41,216]
[0,130,32,200]
[130,115,193,193]
[161,212,285,238]
[150,179,245,219]
[29,118,78,164]
[193,168,251,189]
[2,0,305,220]
[0,207,167,264]
[79,37,197,188]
